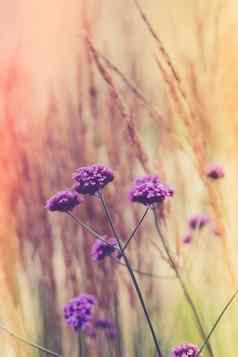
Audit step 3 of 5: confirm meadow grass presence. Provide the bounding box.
[0,1,238,356]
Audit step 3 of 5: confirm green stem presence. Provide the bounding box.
[66,212,120,250]
[78,330,83,357]
[121,207,150,253]
[111,255,176,279]
[152,208,214,357]
[99,192,163,357]
[197,288,238,356]
[67,210,174,280]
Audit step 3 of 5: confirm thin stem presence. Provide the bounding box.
[197,288,238,356]
[152,208,214,357]
[66,212,120,251]
[78,331,83,357]
[111,255,176,280]
[0,324,63,357]
[151,241,171,264]
[121,207,150,253]
[99,192,163,357]
[67,210,174,279]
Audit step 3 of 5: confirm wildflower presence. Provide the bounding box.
[129,175,173,206]
[45,189,83,212]
[94,318,117,338]
[90,237,118,261]
[170,342,200,356]
[206,163,224,180]
[188,214,210,230]
[182,231,193,244]
[72,164,114,195]
[64,294,97,331]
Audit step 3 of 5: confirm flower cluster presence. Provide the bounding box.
[45,164,114,213]
[129,175,174,206]
[170,342,200,356]
[206,163,224,180]
[73,164,114,195]
[64,294,97,331]
[64,294,117,339]
[45,189,83,212]
[181,213,210,244]
[90,237,118,261]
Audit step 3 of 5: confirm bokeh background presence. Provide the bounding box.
[1,0,238,356]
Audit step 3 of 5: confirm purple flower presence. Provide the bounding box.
[182,231,193,244]
[94,318,117,338]
[64,294,97,331]
[90,237,118,261]
[45,189,83,212]
[170,342,200,356]
[188,214,210,230]
[129,175,174,206]
[72,164,114,195]
[206,163,224,180]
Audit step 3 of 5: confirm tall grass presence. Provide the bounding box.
[0,0,238,356]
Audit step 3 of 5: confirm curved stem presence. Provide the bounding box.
[152,208,214,357]
[121,207,150,253]
[99,192,163,357]
[0,324,63,357]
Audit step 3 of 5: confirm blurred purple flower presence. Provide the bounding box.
[82,321,97,337]
[170,342,200,356]
[129,175,174,206]
[182,231,193,244]
[188,214,210,230]
[45,189,83,212]
[206,163,224,180]
[94,318,117,339]
[72,164,114,195]
[64,294,97,331]
[90,237,118,261]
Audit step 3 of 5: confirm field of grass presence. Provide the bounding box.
[1,1,238,356]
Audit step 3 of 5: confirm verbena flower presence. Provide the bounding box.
[129,175,174,206]
[188,214,210,230]
[182,231,193,244]
[45,189,83,212]
[72,164,114,195]
[206,163,224,180]
[64,294,97,331]
[94,318,117,338]
[170,342,200,356]
[90,237,118,261]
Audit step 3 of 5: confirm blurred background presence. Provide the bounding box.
[1,0,238,356]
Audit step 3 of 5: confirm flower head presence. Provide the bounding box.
[94,318,117,339]
[72,164,114,195]
[170,342,200,356]
[64,294,97,331]
[90,237,118,261]
[129,175,174,206]
[206,163,224,180]
[45,189,83,212]
[188,214,210,230]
